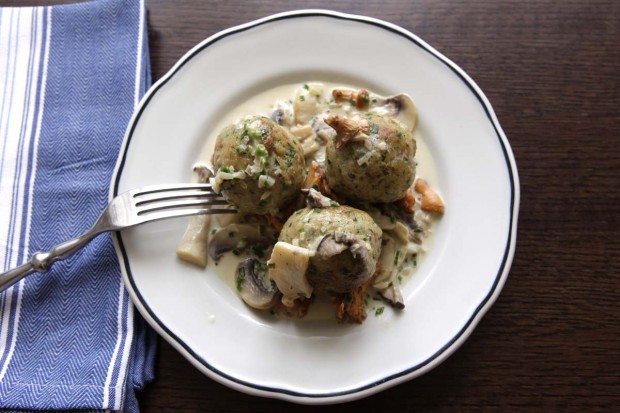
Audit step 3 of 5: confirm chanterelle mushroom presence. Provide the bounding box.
[332,88,370,109]
[323,114,370,149]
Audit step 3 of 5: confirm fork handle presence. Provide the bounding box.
[0,231,99,293]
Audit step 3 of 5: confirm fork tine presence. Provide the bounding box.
[136,207,238,224]
[136,198,230,215]
[132,183,220,206]
[134,189,222,207]
[132,183,214,196]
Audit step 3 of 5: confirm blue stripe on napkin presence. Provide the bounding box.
[0,0,155,411]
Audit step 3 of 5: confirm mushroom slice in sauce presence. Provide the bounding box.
[294,83,326,124]
[235,258,278,310]
[379,203,423,244]
[176,215,212,267]
[303,187,337,209]
[310,232,376,294]
[267,242,315,307]
[373,235,405,309]
[371,93,417,132]
[176,164,215,267]
[208,223,275,261]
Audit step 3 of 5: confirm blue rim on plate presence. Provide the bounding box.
[111,9,519,403]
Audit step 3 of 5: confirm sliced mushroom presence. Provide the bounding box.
[267,241,315,307]
[192,162,214,182]
[303,188,337,209]
[294,83,325,124]
[312,118,336,142]
[290,124,313,139]
[379,283,405,309]
[365,206,398,230]
[176,164,214,267]
[309,232,376,293]
[214,210,244,227]
[372,93,417,131]
[208,223,275,261]
[388,221,413,245]
[176,215,211,268]
[373,235,405,309]
[379,202,421,235]
[316,233,350,257]
[271,101,295,126]
[272,108,285,125]
[374,236,397,287]
[301,137,320,157]
[235,258,278,310]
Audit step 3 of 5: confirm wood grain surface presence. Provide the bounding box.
[5,0,620,411]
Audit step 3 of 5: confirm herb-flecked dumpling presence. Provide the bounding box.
[278,203,382,294]
[211,116,305,214]
[324,112,416,203]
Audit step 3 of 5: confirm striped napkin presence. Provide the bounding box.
[0,0,155,411]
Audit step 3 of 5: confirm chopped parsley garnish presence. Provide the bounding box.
[375,307,385,316]
[394,250,401,266]
[250,245,265,258]
[236,267,245,291]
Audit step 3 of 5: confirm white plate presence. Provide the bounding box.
[112,10,519,404]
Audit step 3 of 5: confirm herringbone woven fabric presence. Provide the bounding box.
[0,0,155,410]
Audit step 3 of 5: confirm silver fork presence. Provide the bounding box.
[0,183,234,292]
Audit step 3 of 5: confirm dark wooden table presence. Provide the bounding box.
[6,0,619,411]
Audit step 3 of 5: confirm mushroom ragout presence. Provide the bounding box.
[176,82,445,323]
